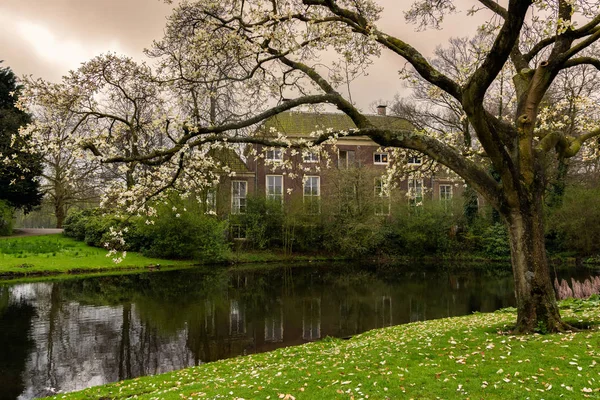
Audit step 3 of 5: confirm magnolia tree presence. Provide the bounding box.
[19,0,600,333]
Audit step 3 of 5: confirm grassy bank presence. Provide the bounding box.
[0,234,191,280]
[44,299,600,400]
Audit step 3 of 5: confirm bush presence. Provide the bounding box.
[63,209,97,241]
[480,223,510,258]
[136,205,228,261]
[0,200,13,236]
[546,186,600,256]
[234,196,285,249]
[63,199,229,262]
[383,200,463,257]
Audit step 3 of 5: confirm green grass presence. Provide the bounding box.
[44,299,600,399]
[0,234,191,279]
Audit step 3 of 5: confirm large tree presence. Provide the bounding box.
[21,1,600,333]
[0,63,42,213]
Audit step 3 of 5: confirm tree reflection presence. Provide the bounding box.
[2,263,528,399]
[0,293,35,400]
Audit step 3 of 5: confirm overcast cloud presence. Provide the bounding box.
[0,0,481,111]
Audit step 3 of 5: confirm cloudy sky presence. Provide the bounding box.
[0,0,480,111]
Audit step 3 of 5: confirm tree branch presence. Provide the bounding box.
[561,56,600,70]
[464,0,532,103]
[325,127,505,210]
[477,0,508,19]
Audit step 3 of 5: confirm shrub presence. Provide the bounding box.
[134,197,228,262]
[383,200,463,257]
[235,196,285,249]
[480,223,510,258]
[137,210,228,261]
[0,200,13,236]
[546,186,600,256]
[63,199,229,262]
[63,209,95,241]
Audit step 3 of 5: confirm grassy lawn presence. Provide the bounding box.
[0,234,191,279]
[44,298,600,399]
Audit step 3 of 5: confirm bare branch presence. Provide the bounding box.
[561,57,600,70]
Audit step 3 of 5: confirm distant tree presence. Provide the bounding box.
[0,63,42,213]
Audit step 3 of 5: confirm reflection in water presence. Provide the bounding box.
[1,263,595,399]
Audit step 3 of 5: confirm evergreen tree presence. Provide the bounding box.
[0,62,42,213]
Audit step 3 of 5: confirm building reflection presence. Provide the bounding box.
[1,265,523,400]
[302,298,321,341]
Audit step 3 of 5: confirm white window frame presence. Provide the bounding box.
[205,189,217,214]
[303,176,321,214]
[440,184,453,201]
[338,149,356,169]
[407,155,422,165]
[373,152,389,165]
[266,175,284,204]
[231,181,247,214]
[303,150,319,163]
[408,177,424,206]
[374,178,391,216]
[265,148,283,162]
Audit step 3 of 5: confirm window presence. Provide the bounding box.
[338,150,356,169]
[231,181,247,214]
[408,177,423,206]
[373,152,389,165]
[266,148,283,162]
[303,150,319,163]
[374,178,390,215]
[205,189,217,214]
[266,175,284,204]
[339,182,358,215]
[440,185,453,201]
[303,176,320,214]
[408,155,422,165]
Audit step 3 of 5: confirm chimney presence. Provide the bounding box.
[376,105,387,116]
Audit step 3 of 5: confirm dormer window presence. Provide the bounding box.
[373,152,389,165]
[266,149,283,162]
[408,156,422,165]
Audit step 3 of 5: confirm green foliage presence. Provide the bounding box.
[235,196,285,249]
[480,223,511,258]
[0,199,13,236]
[321,213,386,257]
[0,234,190,278]
[64,198,229,262]
[136,201,228,261]
[0,64,43,212]
[546,186,600,256]
[384,200,463,257]
[0,235,72,254]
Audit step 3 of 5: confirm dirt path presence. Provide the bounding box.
[1,228,64,238]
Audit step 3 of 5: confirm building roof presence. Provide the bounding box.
[208,147,251,173]
[256,111,414,138]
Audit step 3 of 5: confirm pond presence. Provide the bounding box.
[0,263,596,399]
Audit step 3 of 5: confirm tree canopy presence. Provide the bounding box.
[19,0,600,333]
[0,63,42,213]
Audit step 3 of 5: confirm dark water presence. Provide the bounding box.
[0,263,596,399]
